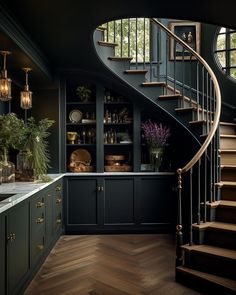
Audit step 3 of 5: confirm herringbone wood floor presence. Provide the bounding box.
[24,235,201,295]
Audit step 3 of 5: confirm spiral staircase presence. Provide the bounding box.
[94,18,236,294]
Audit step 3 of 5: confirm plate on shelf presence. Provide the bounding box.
[69,109,82,123]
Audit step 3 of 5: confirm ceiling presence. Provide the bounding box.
[0,0,236,84]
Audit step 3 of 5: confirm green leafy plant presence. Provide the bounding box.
[0,113,25,157]
[76,85,92,101]
[21,117,55,178]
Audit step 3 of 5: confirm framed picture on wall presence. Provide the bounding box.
[169,21,201,60]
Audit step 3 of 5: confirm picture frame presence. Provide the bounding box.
[169,21,201,60]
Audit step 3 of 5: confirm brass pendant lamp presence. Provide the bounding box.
[20,67,33,109]
[0,51,12,101]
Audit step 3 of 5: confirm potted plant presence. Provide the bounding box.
[18,117,55,181]
[141,120,171,171]
[0,113,25,182]
[76,85,92,102]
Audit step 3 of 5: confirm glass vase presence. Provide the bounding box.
[1,149,15,183]
[149,147,163,172]
[16,150,36,181]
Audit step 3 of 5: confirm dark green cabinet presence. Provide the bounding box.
[0,213,6,295]
[64,174,174,233]
[66,177,100,226]
[103,177,135,225]
[137,176,174,225]
[7,200,30,295]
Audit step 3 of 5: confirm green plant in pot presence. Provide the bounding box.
[76,85,92,102]
[19,117,55,181]
[0,113,25,182]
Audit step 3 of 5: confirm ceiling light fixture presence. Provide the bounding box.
[20,67,32,109]
[0,50,12,101]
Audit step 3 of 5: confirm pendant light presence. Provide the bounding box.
[20,68,32,109]
[0,51,12,101]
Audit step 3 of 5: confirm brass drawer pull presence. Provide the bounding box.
[36,217,44,224]
[55,185,62,192]
[56,198,62,204]
[47,193,51,197]
[37,244,44,251]
[36,201,44,208]
[56,218,62,224]
[7,233,16,242]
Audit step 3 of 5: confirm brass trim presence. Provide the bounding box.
[151,18,221,175]
[36,201,44,208]
[36,217,44,224]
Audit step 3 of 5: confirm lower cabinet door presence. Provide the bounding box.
[103,177,135,224]
[31,228,45,266]
[138,176,174,225]
[7,200,30,295]
[0,213,5,295]
[66,178,99,225]
[45,188,53,248]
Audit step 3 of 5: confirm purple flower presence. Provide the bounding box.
[141,120,171,148]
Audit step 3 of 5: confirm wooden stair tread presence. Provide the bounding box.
[108,56,133,61]
[141,82,166,87]
[98,41,118,47]
[221,164,236,169]
[220,134,236,138]
[177,266,236,290]
[159,94,182,99]
[219,200,236,208]
[220,122,236,127]
[97,26,107,31]
[175,107,213,114]
[209,221,236,232]
[182,244,236,260]
[216,181,236,187]
[220,149,236,153]
[124,69,148,74]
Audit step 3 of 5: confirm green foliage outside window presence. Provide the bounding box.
[104,18,150,63]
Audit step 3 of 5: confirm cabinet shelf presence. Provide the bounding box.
[104,101,132,105]
[67,144,96,147]
[104,143,133,146]
[67,101,96,105]
[67,122,96,126]
[104,122,132,126]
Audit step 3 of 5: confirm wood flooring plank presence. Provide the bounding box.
[24,235,201,295]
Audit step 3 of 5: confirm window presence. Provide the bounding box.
[104,18,150,63]
[215,27,236,80]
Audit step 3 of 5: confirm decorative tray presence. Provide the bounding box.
[69,109,82,123]
[104,165,132,172]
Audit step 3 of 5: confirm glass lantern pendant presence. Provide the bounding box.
[0,51,12,101]
[20,68,32,109]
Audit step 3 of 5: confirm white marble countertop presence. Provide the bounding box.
[0,174,64,214]
[0,172,175,214]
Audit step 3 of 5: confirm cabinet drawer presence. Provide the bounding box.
[32,212,45,232]
[31,228,45,266]
[31,193,45,219]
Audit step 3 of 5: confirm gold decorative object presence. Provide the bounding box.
[67,132,77,144]
[104,154,132,172]
[68,148,94,172]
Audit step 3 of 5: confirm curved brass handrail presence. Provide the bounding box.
[151,18,221,174]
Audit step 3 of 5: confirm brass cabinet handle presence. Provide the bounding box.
[55,185,62,192]
[97,186,101,192]
[7,233,16,242]
[37,244,44,251]
[47,193,51,197]
[36,201,44,208]
[101,186,104,192]
[36,217,44,224]
[56,218,62,224]
[56,198,62,204]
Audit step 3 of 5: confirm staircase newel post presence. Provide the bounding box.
[176,168,183,267]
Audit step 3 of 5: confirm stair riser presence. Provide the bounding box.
[206,229,236,250]
[221,153,236,165]
[106,59,131,73]
[216,207,236,223]
[221,170,236,181]
[176,268,236,295]
[184,251,236,280]
[220,138,236,150]
[220,125,236,135]
[221,187,236,201]
[140,86,164,100]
